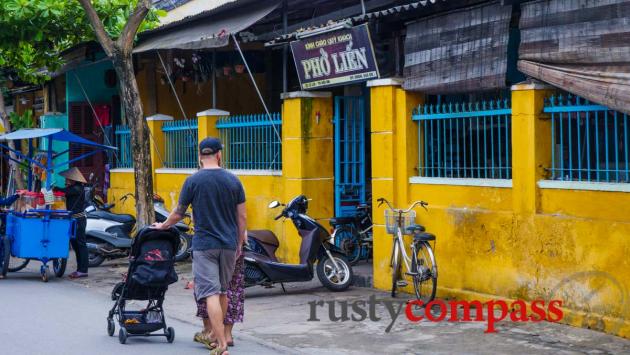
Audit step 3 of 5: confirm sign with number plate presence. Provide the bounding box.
[290,24,380,90]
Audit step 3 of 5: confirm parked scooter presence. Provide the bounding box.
[85,189,192,267]
[244,195,354,291]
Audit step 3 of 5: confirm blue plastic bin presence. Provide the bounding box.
[6,210,74,260]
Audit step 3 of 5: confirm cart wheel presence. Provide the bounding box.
[8,257,30,272]
[53,258,67,278]
[107,318,115,336]
[118,328,128,344]
[40,265,49,283]
[166,327,175,343]
[0,236,10,278]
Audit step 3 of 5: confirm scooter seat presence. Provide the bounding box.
[330,216,354,226]
[88,210,135,224]
[249,230,279,247]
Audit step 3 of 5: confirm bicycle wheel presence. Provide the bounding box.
[335,226,361,265]
[391,239,402,298]
[412,241,437,304]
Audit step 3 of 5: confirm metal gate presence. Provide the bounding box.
[334,96,366,217]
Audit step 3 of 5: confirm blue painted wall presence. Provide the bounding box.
[40,114,69,188]
[66,59,119,108]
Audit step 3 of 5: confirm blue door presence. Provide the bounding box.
[334,96,366,217]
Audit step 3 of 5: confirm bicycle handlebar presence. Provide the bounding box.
[377,197,428,212]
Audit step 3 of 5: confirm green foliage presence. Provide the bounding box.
[0,0,162,85]
[8,110,34,129]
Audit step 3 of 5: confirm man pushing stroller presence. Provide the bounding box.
[154,137,247,355]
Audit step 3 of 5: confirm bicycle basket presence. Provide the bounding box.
[384,209,416,235]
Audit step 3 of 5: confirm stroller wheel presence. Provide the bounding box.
[118,328,128,344]
[166,327,175,343]
[107,318,115,336]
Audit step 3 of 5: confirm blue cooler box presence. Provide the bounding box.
[7,211,74,260]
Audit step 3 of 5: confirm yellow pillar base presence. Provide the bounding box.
[280,91,334,263]
[368,78,424,293]
[511,82,554,214]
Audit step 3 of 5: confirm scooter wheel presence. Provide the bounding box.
[87,238,106,267]
[174,233,191,262]
[317,252,353,292]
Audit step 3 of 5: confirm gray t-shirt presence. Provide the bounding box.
[178,168,245,251]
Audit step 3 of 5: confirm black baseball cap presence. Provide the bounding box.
[199,137,223,155]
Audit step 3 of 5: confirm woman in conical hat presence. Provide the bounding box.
[59,167,87,184]
[57,167,88,279]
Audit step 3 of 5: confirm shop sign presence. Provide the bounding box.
[290,24,379,90]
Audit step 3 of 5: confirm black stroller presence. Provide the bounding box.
[107,227,180,344]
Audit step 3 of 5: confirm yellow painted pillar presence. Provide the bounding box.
[367,78,424,290]
[511,82,554,214]
[146,113,173,184]
[197,108,229,144]
[280,91,334,263]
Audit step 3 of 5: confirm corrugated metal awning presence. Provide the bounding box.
[134,1,279,52]
[265,0,446,46]
[353,0,445,21]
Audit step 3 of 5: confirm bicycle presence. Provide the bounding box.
[330,203,373,265]
[377,197,437,303]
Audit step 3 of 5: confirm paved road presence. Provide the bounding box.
[0,267,280,355]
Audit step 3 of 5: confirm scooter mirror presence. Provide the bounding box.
[268,201,281,209]
[85,205,96,213]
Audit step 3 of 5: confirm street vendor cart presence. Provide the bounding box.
[0,128,116,281]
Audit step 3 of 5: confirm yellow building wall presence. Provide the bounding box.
[108,171,137,216]
[370,82,630,338]
[109,170,286,258]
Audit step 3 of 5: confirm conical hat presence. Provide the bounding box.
[59,167,87,184]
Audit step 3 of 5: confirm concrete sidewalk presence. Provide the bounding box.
[63,257,630,355]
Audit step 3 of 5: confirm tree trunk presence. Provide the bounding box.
[0,89,26,190]
[112,54,155,227]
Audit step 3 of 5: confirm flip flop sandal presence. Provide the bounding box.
[194,332,216,350]
[209,346,228,355]
[227,341,234,347]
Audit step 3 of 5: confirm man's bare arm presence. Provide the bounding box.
[154,204,186,229]
[237,202,247,247]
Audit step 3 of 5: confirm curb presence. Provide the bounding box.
[167,313,301,354]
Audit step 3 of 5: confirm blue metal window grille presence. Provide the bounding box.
[114,125,133,168]
[545,95,630,183]
[162,119,199,169]
[412,99,512,179]
[216,113,282,170]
